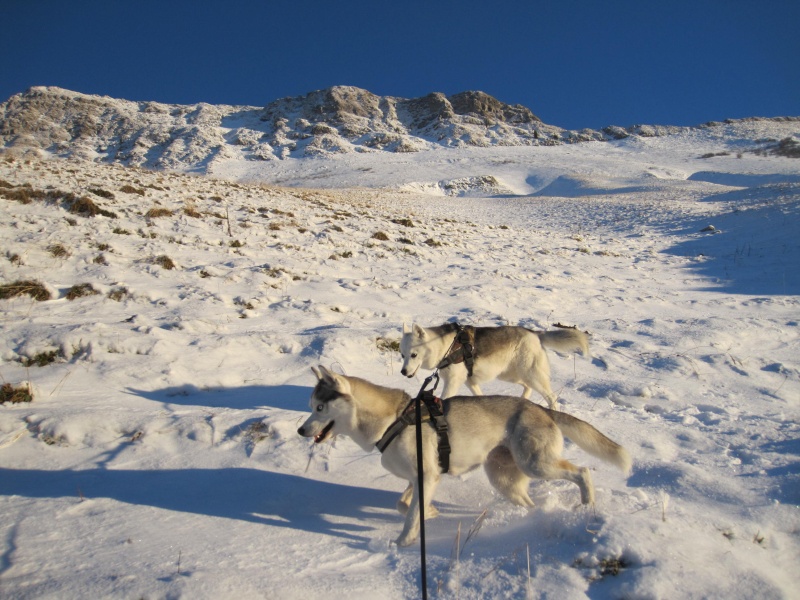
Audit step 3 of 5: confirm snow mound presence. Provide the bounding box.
[400,175,515,197]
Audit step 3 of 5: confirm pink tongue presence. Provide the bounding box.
[314,422,333,443]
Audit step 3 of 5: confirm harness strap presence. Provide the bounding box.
[421,391,450,473]
[375,393,451,473]
[375,411,415,454]
[436,323,475,377]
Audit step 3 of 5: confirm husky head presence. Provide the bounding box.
[297,366,354,444]
[400,322,435,378]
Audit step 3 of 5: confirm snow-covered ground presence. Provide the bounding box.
[0,122,798,599]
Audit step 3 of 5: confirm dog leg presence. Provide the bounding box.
[397,482,439,518]
[396,483,413,515]
[526,359,559,409]
[485,447,534,507]
[576,465,595,505]
[466,380,484,396]
[528,380,558,409]
[524,456,596,505]
[441,370,468,399]
[395,471,441,547]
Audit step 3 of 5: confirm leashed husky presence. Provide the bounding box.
[400,322,590,408]
[298,366,631,547]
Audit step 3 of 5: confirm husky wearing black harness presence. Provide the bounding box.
[400,322,590,408]
[297,366,631,547]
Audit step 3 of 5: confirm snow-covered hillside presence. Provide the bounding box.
[0,118,799,599]
[3,86,798,175]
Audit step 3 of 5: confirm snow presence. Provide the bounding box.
[1,120,799,599]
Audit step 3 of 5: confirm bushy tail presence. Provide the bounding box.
[548,409,632,475]
[537,328,590,356]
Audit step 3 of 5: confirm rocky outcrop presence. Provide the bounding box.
[0,86,585,168]
[2,85,796,171]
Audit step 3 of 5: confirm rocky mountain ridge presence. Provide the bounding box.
[1,85,797,172]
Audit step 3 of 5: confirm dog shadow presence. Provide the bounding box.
[0,466,399,544]
[125,384,311,411]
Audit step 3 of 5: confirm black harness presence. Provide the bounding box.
[435,323,476,377]
[376,388,451,473]
[376,322,478,474]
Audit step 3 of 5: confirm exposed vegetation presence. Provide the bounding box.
[107,286,131,301]
[0,280,51,301]
[154,255,176,270]
[48,243,70,258]
[0,383,33,404]
[769,137,800,158]
[67,196,117,218]
[65,283,100,300]
[120,184,145,196]
[88,187,115,199]
[21,349,64,367]
[145,207,174,218]
[375,337,400,353]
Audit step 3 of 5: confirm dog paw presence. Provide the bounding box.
[394,534,417,547]
[573,501,597,514]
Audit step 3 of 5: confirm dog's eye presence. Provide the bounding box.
[316,404,324,412]
[411,353,418,358]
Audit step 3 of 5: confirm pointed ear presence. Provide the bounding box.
[316,365,336,383]
[413,323,426,338]
[316,365,351,394]
[402,322,412,334]
[311,365,323,380]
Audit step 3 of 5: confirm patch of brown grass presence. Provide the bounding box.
[154,255,176,270]
[0,383,33,404]
[0,280,51,301]
[65,283,100,300]
[145,207,174,218]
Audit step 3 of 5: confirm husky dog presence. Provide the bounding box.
[298,366,631,547]
[400,322,590,408]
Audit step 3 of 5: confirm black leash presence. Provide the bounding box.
[414,323,466,598]
[386,325,467,599]
[414,372,439,600]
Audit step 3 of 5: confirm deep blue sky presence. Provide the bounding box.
[1,0,798,130]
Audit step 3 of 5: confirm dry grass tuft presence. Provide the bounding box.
[0,383,33,404]
[0,280,51,301]
[120,184,145,196]
[66,195,118,218]
[154,255,176,270]
[145,207,174,218]
[65,283,100,300]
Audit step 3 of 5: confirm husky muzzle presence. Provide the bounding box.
[297,420,335,443]
[401,365,418,378]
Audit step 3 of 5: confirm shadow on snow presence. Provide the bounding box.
[0,466,398,544]
[662,182,800,295]
[125,384,312,411]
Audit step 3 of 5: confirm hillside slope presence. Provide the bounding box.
[3,86,797,175]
